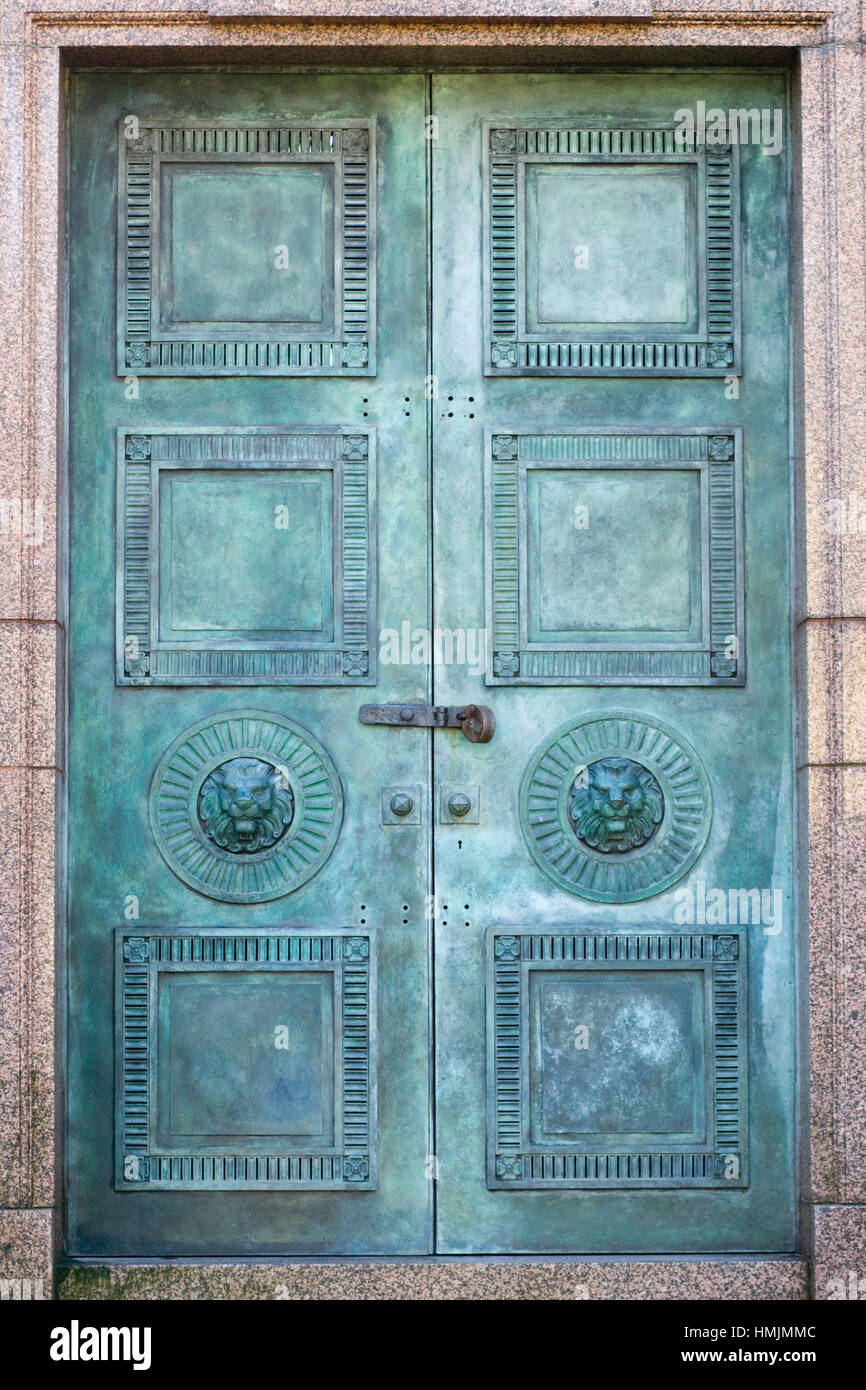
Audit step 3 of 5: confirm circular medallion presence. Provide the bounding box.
[150,711,343,903]
[519,712,712,902]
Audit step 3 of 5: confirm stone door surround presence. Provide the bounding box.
[1,0,864,1299]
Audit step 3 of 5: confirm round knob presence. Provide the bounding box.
[460,705,496,744]
[390,793,415,817]
[448,792,472,818]
[399,706,416,723]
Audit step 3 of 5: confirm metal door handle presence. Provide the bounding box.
[359,701,495,744]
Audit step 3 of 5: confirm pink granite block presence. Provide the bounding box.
[0,1209,53,1299]
[0,771,56,1211]
[56,1257,808,1301]
[0,622,58,769]
[799,620,866,767]
[811,1205,866,1297]
[802,766,866,1203]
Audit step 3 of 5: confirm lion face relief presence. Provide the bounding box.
[569,757,664,855]
[197,757,294,854]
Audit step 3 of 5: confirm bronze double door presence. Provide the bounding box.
[66,70,795,1256]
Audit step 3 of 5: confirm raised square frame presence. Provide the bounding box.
[115,927,377,1191]
[486,928,748,1190]
[116,426,376,685]
[483,123,740,376]
[485,427,744,685]
[117,120,375,376]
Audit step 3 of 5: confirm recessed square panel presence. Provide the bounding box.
[158,972,334,1146]
[484,124,739,375]
[116,928,376,1191]
[159,470,333,640]
[526,468,701,643]
[117,428,375,685]
[161,164,333,328]
[118,122,374,375]
[529,970,704,1143]
[525,165,697,331]
[487,930,747,1189]
[486,429,744,685]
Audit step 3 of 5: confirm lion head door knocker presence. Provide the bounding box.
[198,758,294,854]
[519,712,712,903]
[569,758,664,854]
[150,711,343,903]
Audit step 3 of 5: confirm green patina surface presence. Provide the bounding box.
[66,68,795,1258]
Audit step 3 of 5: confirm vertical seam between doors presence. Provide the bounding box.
[426,70,438,1255]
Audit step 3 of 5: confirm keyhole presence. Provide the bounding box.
[458,839,462,849]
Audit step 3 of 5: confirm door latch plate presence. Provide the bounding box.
[360,702,495,743]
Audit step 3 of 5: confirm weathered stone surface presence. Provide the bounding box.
[57,1258,808,1301]
[0,771,56,1211]
[0,624,58,769]
[0,1209,53,1298]
[801,767,866,1204]
[811,1206,866,1299]
[800,622,866,768]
